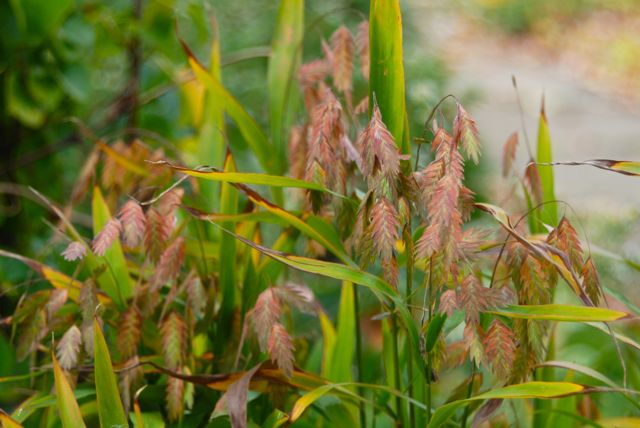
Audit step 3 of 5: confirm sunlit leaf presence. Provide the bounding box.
[369,0,408,154]
[93,319,127,428]
[267,0,304,173]
[536,103,557,227]
[428,382,585,428]
[490,304,627,322]
[52,352,87,428]
[180,40,273,173]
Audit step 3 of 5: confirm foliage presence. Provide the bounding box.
[0,1,639,428]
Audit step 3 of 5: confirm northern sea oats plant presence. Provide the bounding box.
[1,1,639,428]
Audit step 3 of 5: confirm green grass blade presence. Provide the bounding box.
[92,187,132,306]
[428,382,586,428]
[154,161,328,191]
[536,104,557,227]
[52,352,87,428]
[93,319,127,428]
[218,152,239,344]
[181,41,274,173]
[490,304,627,322]
[328,281,355,382]
[369,0,409,154]
[198,17,226,216]
[267,0,304,173]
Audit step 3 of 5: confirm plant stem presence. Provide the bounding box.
[354,288,366,428]
[404,225,416,428]
[391,312,404,424]
[461,364,477,428]
[424,256,434,423]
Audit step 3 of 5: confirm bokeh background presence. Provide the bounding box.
[2,0,640,414]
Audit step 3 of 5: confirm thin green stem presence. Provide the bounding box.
[461,364,477,428]
[354,288,366,428]
[391,313,404,425]
[404,225,416,428]
[425,256,434,423]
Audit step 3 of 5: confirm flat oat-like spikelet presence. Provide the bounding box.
[357,105,403,187]
[459,275,509,326]
[356,21,369,80]
[439,289,459,316]
[57,325,82,370]
[369,197,399,262]
[118,200,146,247]
[305,89,346,198]
[117,305,142,360]
[160,312,187,369]
[288,125,307,180]
[519,254,551,305]
[298,59,331,89]
[548,217,584,271]
[330,25,354,94]
[275,283,317,315]
[581,257,602,305]
[524,161,543,204]
[268,322,295,378]
[92,217,122,256]
[251,288,281,352]
[166,372,185,422]
[145,207,172,261]
[453,102,481,164]
[151,237,186,289]
[483,319,516,382]
[502,132,519,177]
[61,241,87,261]
[416,224,441,260]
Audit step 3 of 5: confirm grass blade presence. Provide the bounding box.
[217,152,239,345]
[328,281,355,382]
[536,102,557,227]
[267,0,304,173]
[52,352,87,428]
[198,15,226,212]
[180,40,273,173]
[151,160,328,191]
[369,0,409,154]
[490,304,627,322]
[540,159,640,177]
[428,382,586,428]
[93,319,127,428]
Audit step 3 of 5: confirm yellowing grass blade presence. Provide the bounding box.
[92,187,132,306]
[151,160,327,191]
[369,0,409,155]
[93,319,127,428]
[428,382,585,428]
[267,0,304,173]
[491,304,627,322]
[0,249,109,305]
[536,104,557,227]
[180,40,273,173]
[541,159,640,177]
[0,410,23,428]
[197,15,225,216]
[52,352,87,428]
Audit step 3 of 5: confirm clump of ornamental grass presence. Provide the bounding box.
[3,12,633,428]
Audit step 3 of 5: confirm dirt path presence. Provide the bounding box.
[406,2,640,215]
